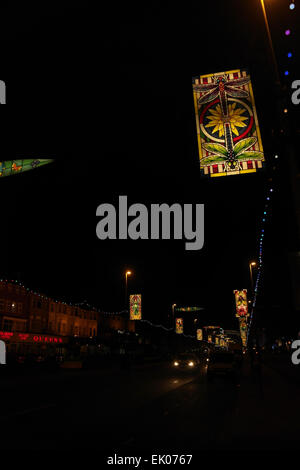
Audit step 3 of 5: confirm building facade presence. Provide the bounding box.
[0,281,98,359]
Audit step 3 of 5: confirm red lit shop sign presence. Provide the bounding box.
[33,335,63,344]
[0,331,64,344]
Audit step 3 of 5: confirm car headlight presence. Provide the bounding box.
[174,361,179,366]
[188,361,194,367]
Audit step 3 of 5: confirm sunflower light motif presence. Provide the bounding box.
[206,103,248,138]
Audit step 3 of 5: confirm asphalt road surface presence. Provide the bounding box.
[0,356,299,453]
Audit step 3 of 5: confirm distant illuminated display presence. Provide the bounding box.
[175,306,203,312]
[234,289,248,317]
[192,69,264,177]
[197,329,203,341]
[207,335,212,343]
[130,294,142,320]
[0,159,53,178]
[175,318,183,334]
[238,318,247,348]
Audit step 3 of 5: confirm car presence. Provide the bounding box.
[172,353,200,371]
[206,351,238,381]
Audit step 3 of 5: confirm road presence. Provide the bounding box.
[0,356,299,453]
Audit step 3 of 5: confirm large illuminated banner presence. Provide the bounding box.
[175,318,183,334]
[0,159,53,178]
[234,289,249,317]
[129,294,142,320]
[192,69,264,177]
[197,329,203,341]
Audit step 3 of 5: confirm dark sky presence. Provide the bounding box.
[0,1,299,334]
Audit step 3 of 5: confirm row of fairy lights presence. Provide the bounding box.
[0,278,128,316]
[247,186,274,341]
[283,2,296,80]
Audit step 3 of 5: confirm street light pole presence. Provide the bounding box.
[249,261,256,294]
[125,270,132,310]
[172,303,176,328]
[260,0,280,85]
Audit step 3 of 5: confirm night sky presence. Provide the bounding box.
[0,1,299,334]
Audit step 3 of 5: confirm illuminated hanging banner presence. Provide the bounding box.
[233,289,249,317]
[129,294,142,320]
[192,69,264,177]
[175,318,183,334]
[175,306,204,312]
[0,159,54,178]
[197,328,203,341]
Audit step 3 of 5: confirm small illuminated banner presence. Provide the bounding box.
[197,329,203,341]
[175,318,183,334]
[192,69,264,177]
[233,289,249,317]
[130,294,142,320]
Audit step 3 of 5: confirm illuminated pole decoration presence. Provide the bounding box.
[129,294,142,320]
[175,318,183,334]
[233,289,249,348]
[192,69,265,177]
[0,159,54,177]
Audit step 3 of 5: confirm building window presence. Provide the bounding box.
[3,319,13,331]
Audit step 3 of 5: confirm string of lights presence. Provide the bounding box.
[284,2,296,89]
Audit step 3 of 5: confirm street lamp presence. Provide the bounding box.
[249,261,257,292]
[125,270,132,308]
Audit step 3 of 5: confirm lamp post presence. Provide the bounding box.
[172,303,176,328]
[249,261,257,293]
[125,270,132,309]
[260,0,280,85]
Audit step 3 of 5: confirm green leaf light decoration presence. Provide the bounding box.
[0,159,54,178]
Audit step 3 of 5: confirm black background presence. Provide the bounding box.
[0,1,299,334]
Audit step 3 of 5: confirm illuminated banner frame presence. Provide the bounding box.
[129,294,142,320]
[193,69,264,177]
[233,289,249,317]
[175,318,183,334]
